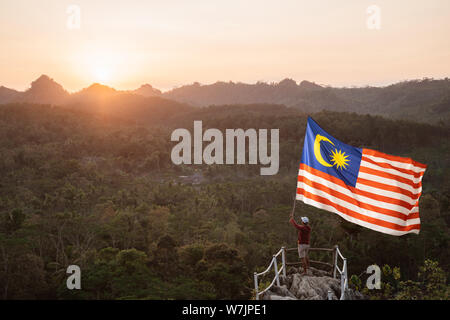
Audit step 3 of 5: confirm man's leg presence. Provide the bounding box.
[302,257,307,274]
[297,244,303,271]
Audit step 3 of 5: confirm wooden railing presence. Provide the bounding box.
[284,246,335,271]
[253,245,348,300]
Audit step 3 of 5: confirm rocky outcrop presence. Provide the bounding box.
[262,266,366,300]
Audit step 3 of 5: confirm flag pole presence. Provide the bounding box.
[290,193,297,218]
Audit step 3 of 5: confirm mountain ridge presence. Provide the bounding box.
[1,75,449,124]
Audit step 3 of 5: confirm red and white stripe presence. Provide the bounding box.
[296,149,426,236]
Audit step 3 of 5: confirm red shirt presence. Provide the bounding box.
[290,218,311,244]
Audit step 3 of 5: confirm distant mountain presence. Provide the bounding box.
[0,76,193,124]
[67,83,193,124]
[0,75,70,105]
[70,83,119,105]
[327,79,450,123]
[132,84,162,97]
[161,78,450,124]
[162,78,323,107]
[17,75,70,105]
[160,78,356,113]
[0,86,20,104]
[1,75,449,124]
[298,80,323,90]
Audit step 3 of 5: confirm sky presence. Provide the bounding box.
[1,0,449,92]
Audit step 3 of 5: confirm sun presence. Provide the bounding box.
[330,149,350,170]
[92,66,112,84]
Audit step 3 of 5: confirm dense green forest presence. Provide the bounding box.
[0,103,448,299]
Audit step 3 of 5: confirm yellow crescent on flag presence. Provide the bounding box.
[313,134,334,167]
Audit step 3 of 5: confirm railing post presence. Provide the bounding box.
[273,256,280,287]
[343,258,348,290]
[281,247,286,277]
[333,245,338,279]
[254,272,259,300]
[340,258,347,300]
[327,290,333,300]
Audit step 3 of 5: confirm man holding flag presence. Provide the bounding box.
[289,213,311,275]
[295,117,427,236]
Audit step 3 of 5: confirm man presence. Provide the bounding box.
[289,214,311,275]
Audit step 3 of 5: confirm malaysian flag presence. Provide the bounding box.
[296,117,427,236]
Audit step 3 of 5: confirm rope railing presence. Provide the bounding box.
[253,245,349,300]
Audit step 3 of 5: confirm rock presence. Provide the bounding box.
[287,266,331,277]
[342,288,366,300]
[263,293,297,300]
[262,266,366,300]
[271,285,297,299]
[290,274,338,299]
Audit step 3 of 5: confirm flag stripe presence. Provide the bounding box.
[299,164,415,212]
[361,156,424,178]
[358,166,423,189]
[297,176,420,221]
[296,188,421,232]
[297,184,420,227]
[363,149,427,171]
[357,172,422,196]
[296,193,420,236]
[356,177,421,201]
[361,159,424,182]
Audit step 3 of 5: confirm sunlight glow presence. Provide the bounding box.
[79,48,126,85]
[92,65,112,84]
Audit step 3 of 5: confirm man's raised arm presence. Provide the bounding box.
[290,217,304,230]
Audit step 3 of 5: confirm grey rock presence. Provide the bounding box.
[263,293,297,300]
[262,266,366,300]
[271,284,297,299]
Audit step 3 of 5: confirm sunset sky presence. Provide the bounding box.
[1,0,449,92]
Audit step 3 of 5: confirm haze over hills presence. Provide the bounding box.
[133,84,163,97]
[0,75,449,124]
[0,75,70,105]
[0,75,193,124]
[162,78,450,124]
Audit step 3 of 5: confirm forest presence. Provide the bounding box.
[0,102,448,299]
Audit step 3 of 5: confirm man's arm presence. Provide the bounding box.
[290,217,305,231]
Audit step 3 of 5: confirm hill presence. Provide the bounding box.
[0,76,194,124]
[69,85,193,124]
[1,75,449,125]
[163,78,450,124]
